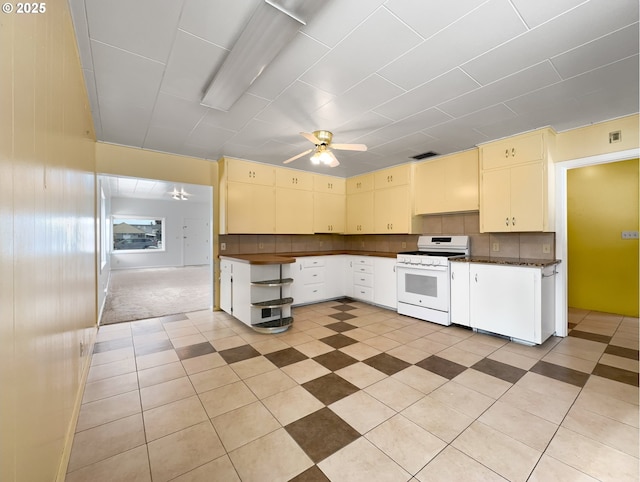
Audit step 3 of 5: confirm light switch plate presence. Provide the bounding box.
[220,242,226,250]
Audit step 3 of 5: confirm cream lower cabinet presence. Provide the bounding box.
[276,188,314,234]
[481,162,544,232]
[226,181,275,234]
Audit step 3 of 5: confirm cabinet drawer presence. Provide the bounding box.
[302,283,325,301]
[352,257,373,267]
[303,257,325,268]
[353,285,373,302]
[353,263,373,274]
[302,267,325,284]
[353,272,373,287]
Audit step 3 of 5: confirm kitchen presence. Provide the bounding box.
[3,1,639,481]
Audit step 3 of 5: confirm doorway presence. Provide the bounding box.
[554,148,640,334]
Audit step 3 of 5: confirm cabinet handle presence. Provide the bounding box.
[504,149,509,158]
[505,217,509,226]
[299,264,302,271]
[512,217,516,226]
[475,274,478,282]
[511,148,516,157]
[451,272,455,280]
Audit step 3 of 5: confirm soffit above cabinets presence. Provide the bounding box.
[69,0,639,178]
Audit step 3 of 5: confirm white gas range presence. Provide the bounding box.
[396,235,469,325]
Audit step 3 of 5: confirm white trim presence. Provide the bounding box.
[554,148,640,336]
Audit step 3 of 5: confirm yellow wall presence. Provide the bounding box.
[556,115,639,161]
[568,159,639,316]
[0,3,97,481]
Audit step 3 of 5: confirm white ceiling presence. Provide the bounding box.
[70,0,639,178]
[101,175,212,202]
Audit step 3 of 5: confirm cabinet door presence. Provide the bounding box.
[314,192,345,233]
[481,132,544,170]
[480,168,511,232]
[346,191,374,233]
[227,182,275,233]
[470,264,536,341]
[220,260,233,314]
[374,185,409,233]
[374,164,410,189]
[313,175,345,194]
[450,262,470,326]
[373,257,397,309]
[276,168,313,190]
[414,159,446,214]
[446,150,479,212]
[325,255,346,300]
[509,163,544,232]
[227,159,274,185]
[275,188,313,234]
[346,173,374,194]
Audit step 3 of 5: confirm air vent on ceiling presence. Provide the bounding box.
[411,151,439,160]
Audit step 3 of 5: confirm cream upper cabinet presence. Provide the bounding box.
[313,174,345,194]
[480,131,545,170]
[227,158,275,185]
[226,181,275,234]
[414,149,479,214]
[346,191,374,233]
[374,185,410,233]
[374,164,411,189]
[346,173,374,194]
[313,174,345,233]
[276,187,314,234]
[275,168,313,191]
[479,128,555,233]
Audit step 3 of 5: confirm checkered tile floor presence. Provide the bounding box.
[67,301,639,481]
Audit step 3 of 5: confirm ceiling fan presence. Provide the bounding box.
[168,187,191,200]
[283,130,367,168]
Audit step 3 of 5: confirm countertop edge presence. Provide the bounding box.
[450,257,561,267]
[219,250,397,264]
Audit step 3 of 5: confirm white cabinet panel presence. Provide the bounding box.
[373,257,397,309]
[450,262,470,327]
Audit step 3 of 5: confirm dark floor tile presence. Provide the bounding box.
[530,360,590,388]
[329,312,357,321]
[175,342,216,360]
[313,351,358,371]
[416,355,467,380]
[285,407,360,463]
[320,334,358,349]
[592,363,639,387]
[302,373,359,405]
[568,330,611,344]
[264,347,308,368]
[471,357,527,384]
[568,322,578,329]
[362,353,410,376]
[158,313,189,323]
[93,337,133,354]
[331,304,357,312]
[325,321,357,333]
[130,320,165,335]
[605,344,639,360]
[290,466,330,482]
[218,344,261,364]
[134,339,175,357]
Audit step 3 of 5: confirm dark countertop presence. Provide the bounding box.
[220,250,397,265]
[450,256,561,267]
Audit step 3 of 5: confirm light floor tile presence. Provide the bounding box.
[542,351,598,373]
[229,356,277,379]
[452,368,512,399]
[386,344,430,364]
[452,421,541,482]
[136,349,180,371]
[86,357,137,383]
[199,380,258,419]
[499,385,574,425]
[143,395,208,442]
[516,371,581,404]
[139,376,196,410]
[572,389,639,428]
[228,429,313,482]
[76,390,141,432]
[249,337,290,354]
[280,358,331,384]
[171,455,240,482]
[584,375,639,405]
[147,421,225,482]
[391,365,448,394]
[402,396,474,443]
[244,368,297,399]
[262,385,324,426]
[416,445,507,482]
[339,342,382,361]
[363,335,401,352]
[329,391,396,434]
[599,353,640,372]
[189,365,239,393]
[364,377,424,411]
[90,347,135,366]
[437,346,486,367]
[528,454,599,482]
[487,348,539,370]
[81,372,139,404]
[365,414,446,474]
[546,427,639,482]
[428,381,495,419]
[180,352,226,375]
[318,436,411,482]
[335,362,387,389]
[294,339,334,358]
[137,361,186,388]
[65,445,151,482]
[212,401,280,452]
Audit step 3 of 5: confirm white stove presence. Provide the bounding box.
[396,236,469,325]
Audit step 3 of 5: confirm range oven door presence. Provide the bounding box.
[396,264,450,312]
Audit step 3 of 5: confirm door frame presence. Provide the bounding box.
[554,147,639,336]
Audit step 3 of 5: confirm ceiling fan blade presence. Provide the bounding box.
[300,131,321,145]
[330,143,367,151]
[327,150,340,168]
[283,148,313,164]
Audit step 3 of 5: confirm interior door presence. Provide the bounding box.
[183,218,210,265]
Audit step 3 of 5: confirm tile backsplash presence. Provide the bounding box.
[219,212,556,259]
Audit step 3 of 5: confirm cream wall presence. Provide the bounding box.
[0,3,97,481]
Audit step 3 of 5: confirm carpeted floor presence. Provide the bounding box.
[100,265,211,325]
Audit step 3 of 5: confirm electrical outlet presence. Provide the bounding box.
[542,243,551,254]
[401,242,407,248]
[622,231,639,239]
[220,242,226,251]
[319,241,323,247]
[361,241,365,248]
[492,242,500,252]
[258,242,264,249]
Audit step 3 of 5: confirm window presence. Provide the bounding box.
[112,217,164,252]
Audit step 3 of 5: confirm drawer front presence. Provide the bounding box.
[353,263,373,274]
[352,285,373,302]
[302,267,325,284]
[303,257,325,268]
[353,272,373,287]
[302,283,325,302]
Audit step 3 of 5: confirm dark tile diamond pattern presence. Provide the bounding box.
[218,344,261,364]
[93,337,133,354]
[320,334,358,349]
[264,347,308,368]
[175,342,216,361]
[313,351,358,372]
[416,355,468,380]
[604,344,640,360]
[592,363,639,387]
[325,321,357,333]
[363,353,410,376]
[289,465,331,482]
[530,360,590,387]
[285,407,360,463]
[472,358,527,384]
[568,330,611,344]
[302,373,359,405]
[331,304,357,312]
[134,339,175,357]
[329,312,357,321]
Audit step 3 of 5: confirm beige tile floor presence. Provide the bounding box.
[66,303,639,481]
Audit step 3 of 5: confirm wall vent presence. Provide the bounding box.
[411,151,439,160]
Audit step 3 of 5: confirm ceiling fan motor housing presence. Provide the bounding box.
[313,130,333,145]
